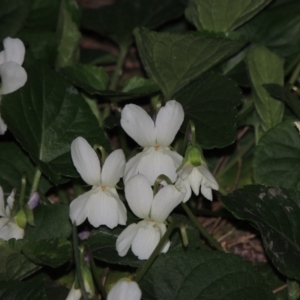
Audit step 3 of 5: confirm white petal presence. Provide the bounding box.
[123,152,144,184]
[87,188,119,229]
[0,115,7,135]
[121,104,156,147]
[0,218,9,231]
[0,187,6,217]
[156,222,170,253]
[165,149,183,170]
[137,147,178,185]
[66,283,82,300]
[0,219,24,240]
[6,189,15,212]
[116,223,140,257]
[69,191,91,226]
[201,185,213,201]
[131,221,161,260]
[1,37,25,65]
[176,177,192,203]
[151,185,184,223]
[125,174,152,219]
[188,167,203,195]
[71,137,101,186]
[178,164,193,179]
[107,281,142,300]
[155,100,184,147]
[116,198,127,226]
[0,62,27,95]
[199,165,219,191]
[101,149,125,186]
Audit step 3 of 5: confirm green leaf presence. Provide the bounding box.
[253,120,300,190]
[174,73,241,148]
[135,28,246,99]
[238,2,300,58]
[25,205,72,240]
[185,0,271,32]
[264,83,300,119]
[221,185,300,280]
[24,0,60,31]
[56,0,81,68]
[0,240,38,281]
[22,238,72,268]
[140,250,274,300]
[0,0,31,42]
[246,46,284,132]
[0,142,52,195]
[61,65,109,94]
[1,62,108,184]
[81,0,185,45]
[122,76,159,94]
[0,279,47,300]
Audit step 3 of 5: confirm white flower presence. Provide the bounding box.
[121,100,184,185]
[66,283,82,300]
[107,280,142,300]
[116,174,185,260]
[177,165,219,202]
[0,37,27,134]
[70,137,127,229]
[0,186,24,240]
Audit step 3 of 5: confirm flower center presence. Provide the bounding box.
[151,220,156,227]
[154,145,160,151]
[101,186,107,191]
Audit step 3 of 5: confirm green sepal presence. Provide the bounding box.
[14,209,27,229]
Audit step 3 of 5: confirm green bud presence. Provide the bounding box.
[14,209,27,229]
[186,145,205,167]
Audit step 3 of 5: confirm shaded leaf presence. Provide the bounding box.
[174,73,241,149]
[221,185,300,280]
[246,46,284,131]
[253,120,300,190]
[185,0,271,32]
[122,77,159,94]
[135,28,246,98]
[81,0,185,45]
[25,205,72,240]
[22,238,72,268]
[0,240,38,281]
[140,250,274,300]
[1,62,108,184]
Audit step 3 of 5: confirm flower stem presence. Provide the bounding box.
[72,224,90,300]
[134,221,179,283]
[30,168,42,193]
[181,203,224,252]
[109,44,130,91]
[19,175,27,206]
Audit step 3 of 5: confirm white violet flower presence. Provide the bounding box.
[116,174,185,260]
[0,186,24,240]
[66,283,82,300]
[107,280,142,300]
[177,164,219,201]
[121,100,184,185]
[0,37,27,134]
[70,137,127,229]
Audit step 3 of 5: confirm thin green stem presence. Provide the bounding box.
[289,60,300,85]
[134,221,179,283]
[30,168,42,193]
[153,175,172,196]
[181,203,224,252]
[109,44,130,91]
[72,224,89,300]
[19,175,27,206]
[89,253,107,299]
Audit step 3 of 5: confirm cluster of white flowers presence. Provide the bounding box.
[70,100,219,263]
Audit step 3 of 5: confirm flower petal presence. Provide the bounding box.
[131,221,161,260]
[188,167,203,195]
[69,191,91,226]
[1,37,25,65]
[123,152,144,184]
[165,149,183,170]
[66,283,82,300]
[121,104,156,147]
[201,184,213,200]
[71,137,101,185]
[151,185,184,222]
[0,187,6,217]
[125,174,152,219]
[156,222,170,253]
[87,188,119,229]
[107,281,142,300]
[101,149,125,186]
[199,165,219,190]
[116,223,140,257]
[176,177,192,203]
[0,115,7,135]
[0,62,27,95]
[0,219,24,240]
[155,100,184,147]
[138,147,178,185]
[107,188,127,225]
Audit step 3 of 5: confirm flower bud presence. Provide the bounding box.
[28,192,40,210]
[14,208,27,229]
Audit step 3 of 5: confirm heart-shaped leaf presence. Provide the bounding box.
[135,28,246,99]
[174,73,241,148]
[185,0,271,32]
[222,185,300,280]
